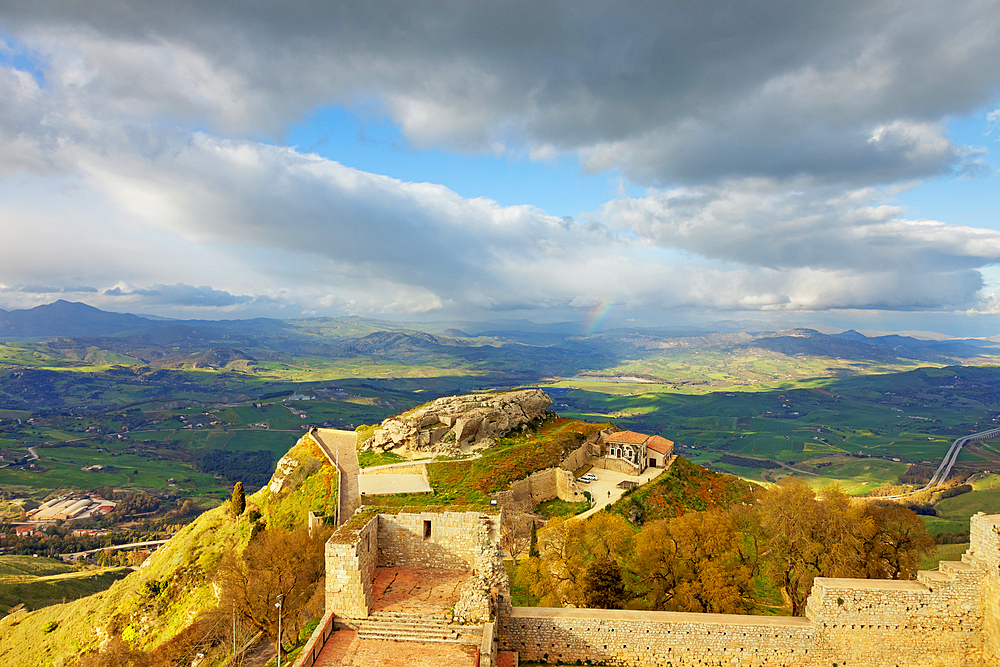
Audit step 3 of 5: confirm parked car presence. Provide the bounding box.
[577,473,598,483]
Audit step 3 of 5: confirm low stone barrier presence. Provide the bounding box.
[290,612,337,667]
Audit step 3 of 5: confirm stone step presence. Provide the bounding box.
[357,631,465,644]
[359,627,458,638]
[358,627,461,641]
[918,569,952,585]
[940,560,975,576]
[369,611,451,622]
[359,621,454,633]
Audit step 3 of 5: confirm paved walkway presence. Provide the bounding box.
[358,474,432,496]
[371,567,471,614]
[576,456,674,520]
[314,428,361,526]
[313,632,478,667]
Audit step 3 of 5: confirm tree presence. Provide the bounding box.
[854,502,935,580]
[627,510,754,614]
[529,520,539,558]
[756,479,863,616]
[583,557,626,609]
[500,500,532,564]
[217,525,329,659]
[231,482,246,519]
[520,513,634,607]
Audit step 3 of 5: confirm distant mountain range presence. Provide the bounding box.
[2,301,999,374]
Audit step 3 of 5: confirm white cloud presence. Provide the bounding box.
[0,2,999,326]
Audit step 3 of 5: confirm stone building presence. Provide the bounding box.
[602,430,675,474]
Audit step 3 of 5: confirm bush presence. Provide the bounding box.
[41,620,57,633]
[934,484,973,501]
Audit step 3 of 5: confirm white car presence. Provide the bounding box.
[577,473,598,483]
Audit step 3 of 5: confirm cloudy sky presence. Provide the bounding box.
[1,1,999,335]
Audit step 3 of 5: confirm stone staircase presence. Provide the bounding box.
[356,611,480,644]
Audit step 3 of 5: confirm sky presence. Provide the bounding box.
[1,1,999,336]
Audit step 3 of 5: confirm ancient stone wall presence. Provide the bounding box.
[377,510,499,570]
[588,455,641,475]
[558,437,599,472]
[507,468,587,505]
[499,513,1000,666]
[501,608,816,666]
[325,509,502,622]
[324,514,378,619]
[968,512,1000,662]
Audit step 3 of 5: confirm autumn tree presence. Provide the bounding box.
[756,478,860,616]
[500,500,532,565]
[854,502,935,580]
[583,557,626,609]
[627,510,754,614]
[217,525,329,659]
[755,478,933,616]
[518,513,634,607]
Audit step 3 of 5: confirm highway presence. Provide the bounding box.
[880,426,1000,500]
[60,539,170,561]
[923,426,1000,490]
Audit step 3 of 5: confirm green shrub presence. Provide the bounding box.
[41,620,57,633]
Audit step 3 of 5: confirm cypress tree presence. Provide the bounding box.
[232,481,246,518]
[529,520,539,558]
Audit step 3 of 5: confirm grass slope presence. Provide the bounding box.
[609,456,763,526]
[0,433,338,667]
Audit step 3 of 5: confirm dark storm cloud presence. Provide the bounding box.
[4,0,998,185]
[103,283,252,307]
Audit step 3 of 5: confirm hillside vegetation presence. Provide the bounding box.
[609,455,763,526]
[0,433,337,667]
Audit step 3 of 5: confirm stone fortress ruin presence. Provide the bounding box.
[315,510,1000,666]
[297,390,1000,666]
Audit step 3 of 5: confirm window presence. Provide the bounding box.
[423,520,431,540]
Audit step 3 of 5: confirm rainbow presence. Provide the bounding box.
[582,300,615,335]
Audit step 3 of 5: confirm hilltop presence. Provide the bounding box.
[608,455,763,526]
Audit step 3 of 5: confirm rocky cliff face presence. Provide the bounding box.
[365,389,552,455]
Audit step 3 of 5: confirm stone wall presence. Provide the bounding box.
[325,509,503,622]
[325,514,378,619]
[559,437,600,472]
[499,512,1000,666]
[502,608,816,666]
[377,510,499,569]
[968,512,1000,662]
[507,468,587,506]
[588,455,641,475]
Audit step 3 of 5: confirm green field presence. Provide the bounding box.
[0,556,132,612]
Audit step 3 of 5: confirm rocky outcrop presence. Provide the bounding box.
[365,389,552,454]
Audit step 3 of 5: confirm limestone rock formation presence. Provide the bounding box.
[366,389,552,454]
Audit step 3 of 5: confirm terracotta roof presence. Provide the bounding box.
[647,435,674,454]
[605,430,650,445]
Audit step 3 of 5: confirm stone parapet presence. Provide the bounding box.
[499,514,1000,666]
[502,607,815,666]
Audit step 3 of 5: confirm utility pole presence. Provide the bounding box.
[275,594,284,667]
